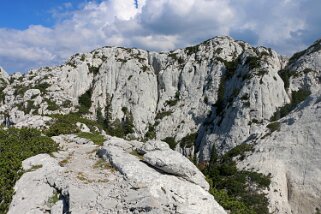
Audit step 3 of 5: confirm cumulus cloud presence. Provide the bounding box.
[0,0,320,73]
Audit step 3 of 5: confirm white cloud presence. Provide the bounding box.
[0,0,320,73]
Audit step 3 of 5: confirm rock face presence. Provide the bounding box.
[238,92,321,214]
[8,135,225,214]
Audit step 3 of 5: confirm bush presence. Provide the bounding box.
[46,99,59,111]
[203,143,271,214]
[144,123,156,140]
[271,88,311,121]
[180,133,197,148]
[34,82,50,94]
[278,69,294,89]
[46,113,103,137]
[162,137,177,150]
[245,56,261,70]
[267,122,281,132]
[155,111,173,120]
[0,128,58,213]
[78,88,93,114]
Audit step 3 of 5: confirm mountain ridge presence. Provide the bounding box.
[1,35,321,213]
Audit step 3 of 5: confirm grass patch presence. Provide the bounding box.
[47,192,59,207]
[76,172,92,183]
[77,132,106,146]
[25,164,43,172]
[93,159,114,172]
[130,150,144,160]
[45,113,103,137]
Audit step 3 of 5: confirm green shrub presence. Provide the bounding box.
[245,56,261,70]
[13,84,29,96]
[87,64,100,75]
[0,128,58,213]
[278,69,294,89]
[34,82,50,93]
[46,99,59,111]
[271,88,311,121]
[62,100,72,108]
[267,122,281,132]
[145,123,156,140]
[168,53,178,60]
[77,132,106,146]
[78,88,93,114]
[162,137,177,150]
[214,75,226,115]
[288,50,306,64]
[46,113,103,136]
[185,45,199,55]
[203,143,270,214]
[155,110,173,120]
[180,133,197,148]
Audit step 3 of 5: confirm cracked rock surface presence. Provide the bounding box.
[8,135,225,214]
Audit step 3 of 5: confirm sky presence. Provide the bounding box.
[0,0,320,73]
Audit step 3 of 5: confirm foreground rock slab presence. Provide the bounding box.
[8,135,226,214]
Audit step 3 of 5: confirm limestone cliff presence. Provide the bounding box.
[1,36,321,214]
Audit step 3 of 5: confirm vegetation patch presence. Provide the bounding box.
[130,150,144,160]
[47,192,59,207]
[271,88,311,121]
[34,82,50,94]
[93,159,115,172]
[87,64,101,75]
[267,122,281,132]
[45,98,59,111]
[77,132,106,146]
[0,128,58,213]
[245,56,261,70]
[165,92,180,107]
[155,110,173,120]
[78,88,93,114]
[180,133,197,148]
[203,144,271,214]
[278,69,296,89]
[144,123,157,140]
[162,137,177,150]
[185,45,199,55]
[46,113,103,137]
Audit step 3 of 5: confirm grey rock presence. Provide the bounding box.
[137,140,170,154]
[143,149,209,190]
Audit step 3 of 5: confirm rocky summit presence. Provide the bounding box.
[0,36,321,214]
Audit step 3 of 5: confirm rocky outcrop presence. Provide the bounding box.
[100,137,225,214]
[8,154,64,214]
[0,66,9,86]
[238,92,321,214]
[0,36,288,152]
[8,135,225,214]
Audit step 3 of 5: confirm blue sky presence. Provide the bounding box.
[0,0,320,73]
[0,0,79,29]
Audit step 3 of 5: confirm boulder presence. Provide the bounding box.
[143,149,209,190]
